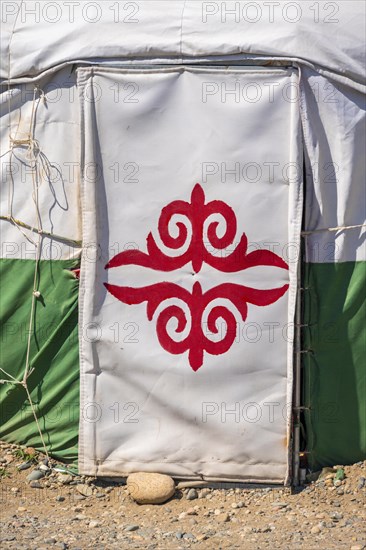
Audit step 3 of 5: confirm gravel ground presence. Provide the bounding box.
[0,441,365,549]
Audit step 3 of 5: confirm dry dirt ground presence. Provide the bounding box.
[0,442,365,550]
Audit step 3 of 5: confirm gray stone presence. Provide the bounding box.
[358,477,365,489]
[329,511,343,521]
[29,481,43,489]
[186,488,198,501]
[76,483,93,497]
[17,461,33,471]
[26,470,44,482]
[58,474,73,485]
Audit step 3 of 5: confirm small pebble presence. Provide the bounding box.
[186,488,198,501]
[216,512,230,523]
[89,520,100,528]
[26,470,44,482]
[29,481,42,489]
[183,533,196,540]
[271,502,288,509]
[330,512,343,521]
[17,461,32,471]
[76,484,93,497]
[58,474,73,485]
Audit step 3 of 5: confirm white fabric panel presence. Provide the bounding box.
[301,68,366,263]
[78,66,302,482]
[0,67,82,260]
[0,67,81,261]
[1,1,365,88]
[182,1,365,87]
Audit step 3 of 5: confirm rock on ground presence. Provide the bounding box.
[127,471,176,504]
[0,441,365,549]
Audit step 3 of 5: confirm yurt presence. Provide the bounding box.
[1,1,365,485]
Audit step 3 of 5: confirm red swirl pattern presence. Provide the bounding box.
[105,184,289,370]
[106,184,288,273]
[105,281,288,371]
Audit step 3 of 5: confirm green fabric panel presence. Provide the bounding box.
[303,261,366,470]
[0,258,80,463]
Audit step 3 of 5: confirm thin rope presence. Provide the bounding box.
[301,223,365,235]
[0,1,27,392]
[22,382,49,459]
[22,90,43,387]
[0,215,82,247]
[3,72,50,459]
[0,367,20,383]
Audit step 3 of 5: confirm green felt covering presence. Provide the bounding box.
[303,261,366,470]
[0,259,80,464]
[1,258,365,472]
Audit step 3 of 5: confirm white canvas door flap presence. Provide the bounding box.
[78,66,303,483]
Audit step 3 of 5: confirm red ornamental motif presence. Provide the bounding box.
[105,184,289,370]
